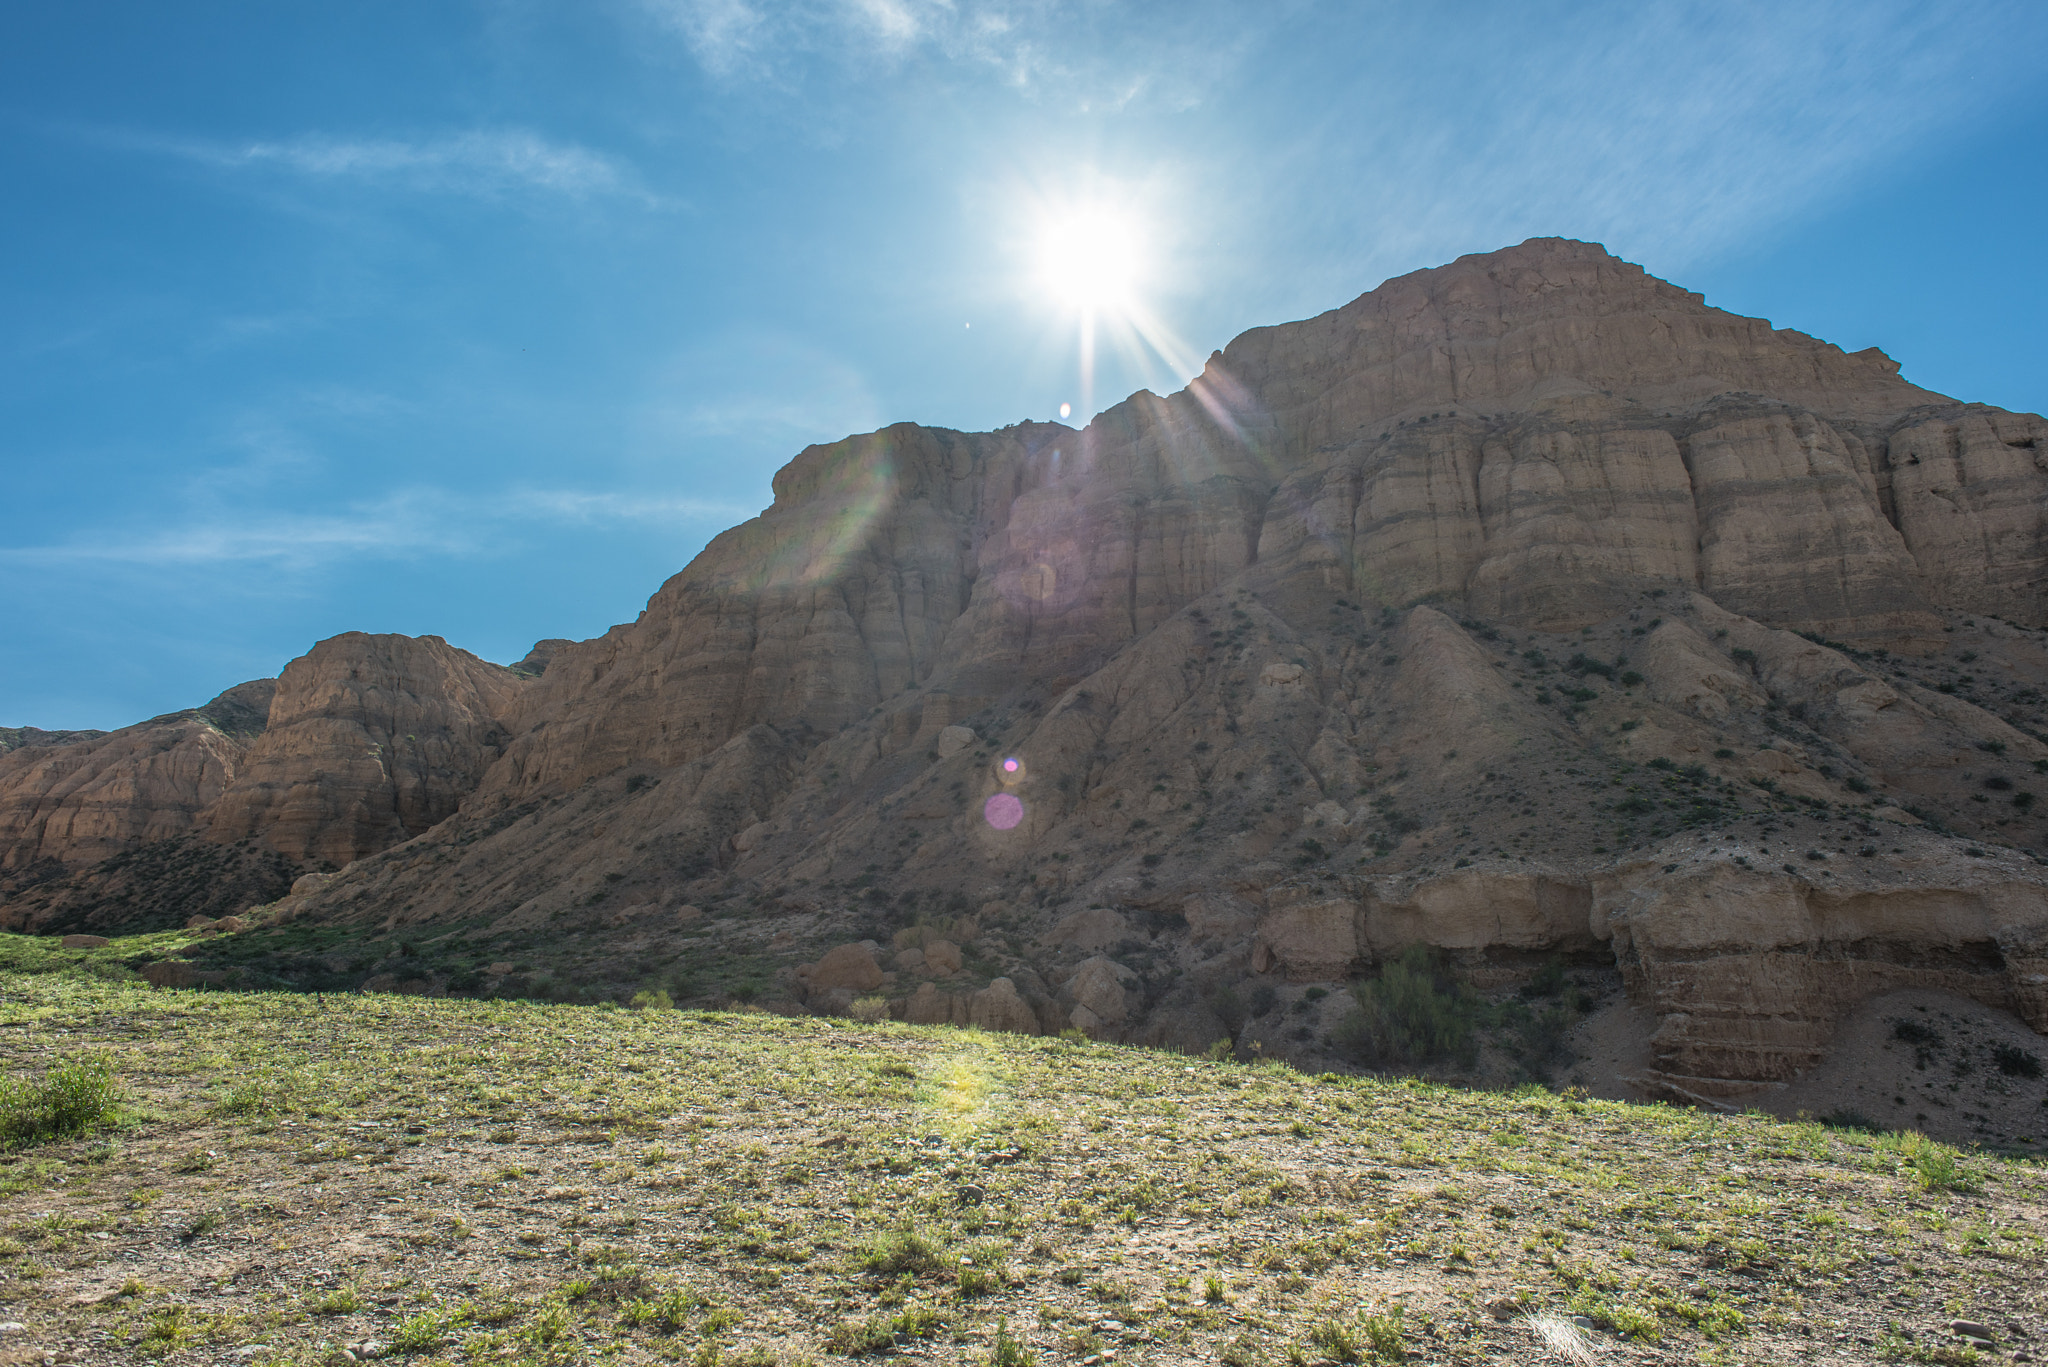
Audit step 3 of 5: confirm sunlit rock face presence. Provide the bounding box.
[10,237,2048,1101]
[203,633,526,867]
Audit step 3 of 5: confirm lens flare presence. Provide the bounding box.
[1059,402,1072,419]
[983,792,1024,830]
[998,756,1027,786]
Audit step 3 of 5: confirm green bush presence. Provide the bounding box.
[0,1054,119,1149]
[629,988,674,1011]
[1334,947,1478,1071]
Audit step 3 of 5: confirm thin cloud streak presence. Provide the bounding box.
[116,127,656,203]
[0,486,754,572]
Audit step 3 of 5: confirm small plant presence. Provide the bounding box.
[0,1054,119,1149]
[1203,1271,1226,1303]
[987,1317,1034,1366]
[858,1226,949,1276]
[390,1308,450,1355]
[1360,1306,1405,1358]
[1306,1317,1361,1362]
[309,1285,363,1316]
[630,988,674,1010]
[849,996,890,1023]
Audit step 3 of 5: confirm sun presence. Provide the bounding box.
[1036,207,1144,314]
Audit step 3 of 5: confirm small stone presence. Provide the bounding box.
[1952,1320,1995,1340]
[1484,1297,1521,1320]
[0,1324,25,1335]
[955,1184,986,1205]
[1571,1316,1597,1333]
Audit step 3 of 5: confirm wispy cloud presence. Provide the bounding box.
[638,0,1256,108]
[1242,0,2046,292]
[0,485,752,573]
[124,127,652,203]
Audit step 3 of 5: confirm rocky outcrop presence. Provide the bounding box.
[1601,844,2048,1092]
[19,238,2048,1104]
[0,680,276,876]
[203,634,523,867]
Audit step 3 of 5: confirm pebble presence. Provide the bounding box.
[1952,1320,1995,1339]
[1571,1316,1597,1333]
[0,1324,24,1335]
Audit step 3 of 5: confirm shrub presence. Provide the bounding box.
[849,996,890,1023]
[0,1055,119,1149]
[1333,947,1478,1071]
[858,1226,949,1276]
[629,989,674,1010]
[1993,1044,2042,1078]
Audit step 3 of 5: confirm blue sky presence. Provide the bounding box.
[5,0,2046,730]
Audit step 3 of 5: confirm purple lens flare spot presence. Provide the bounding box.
[983,793,1025,830]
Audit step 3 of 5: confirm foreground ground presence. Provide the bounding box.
[1,974,2044,1367]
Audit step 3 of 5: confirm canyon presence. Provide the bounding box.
[6,238,2046,1133]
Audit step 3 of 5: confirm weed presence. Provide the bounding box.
[987,1318,1034,1367]
[1334,946,1478,1070]
[858,1226,949,1276]
[389,1308,450,1355]
[0,1054,119,1148]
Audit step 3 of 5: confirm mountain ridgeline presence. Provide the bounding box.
[7,238,2048,1123]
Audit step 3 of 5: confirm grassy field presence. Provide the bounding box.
[1,957,2044,1366]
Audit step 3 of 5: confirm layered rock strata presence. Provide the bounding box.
[10,238,2048,1105]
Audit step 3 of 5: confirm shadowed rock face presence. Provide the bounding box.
[9,238,2048,1096]
[0,636,534,929]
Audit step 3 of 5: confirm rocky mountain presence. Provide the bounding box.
[8,238,2047,1134]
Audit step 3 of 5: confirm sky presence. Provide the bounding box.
[4,0,2046,731]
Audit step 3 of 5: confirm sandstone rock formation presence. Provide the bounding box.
[0,636,534,931]
[9,238,2048,1117]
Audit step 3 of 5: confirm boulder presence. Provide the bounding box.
[60,934,109,949]
[922,939,963,975]
[1066,956,1135,1024]
[935,725,977,758]
[969,978,1040,1035]
[801,943,885,994]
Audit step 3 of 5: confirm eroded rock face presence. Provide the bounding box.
[1601,850,2048,1090]
[17,238,2048,1094]
[204,633,523,867]
[0,680,276,877]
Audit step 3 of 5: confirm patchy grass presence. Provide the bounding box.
[0,967,2044,1365]
[0,1053,120,1149]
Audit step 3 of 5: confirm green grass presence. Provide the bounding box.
[1,957,2044,1365]
[0,1053,119,1149]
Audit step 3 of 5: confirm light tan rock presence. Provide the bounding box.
[1049,906,1129,950]
[0,679,275,875]
[1251,895,1361,980]
[1066,956,1135,1024]
[935,726,977,758]
[893,947,926,973]
[922,939,963,975]
[968,977,1039,1034]
[800,943,884,994]
[59,934,108,949]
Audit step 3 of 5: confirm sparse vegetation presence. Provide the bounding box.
[0,963,2043,1365]
[0,1053,119,1149]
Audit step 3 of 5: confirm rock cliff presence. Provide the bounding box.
[9,237,2048,1123]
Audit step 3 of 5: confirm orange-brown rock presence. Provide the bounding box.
[0,680,274,877]
[204,633,523,867]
